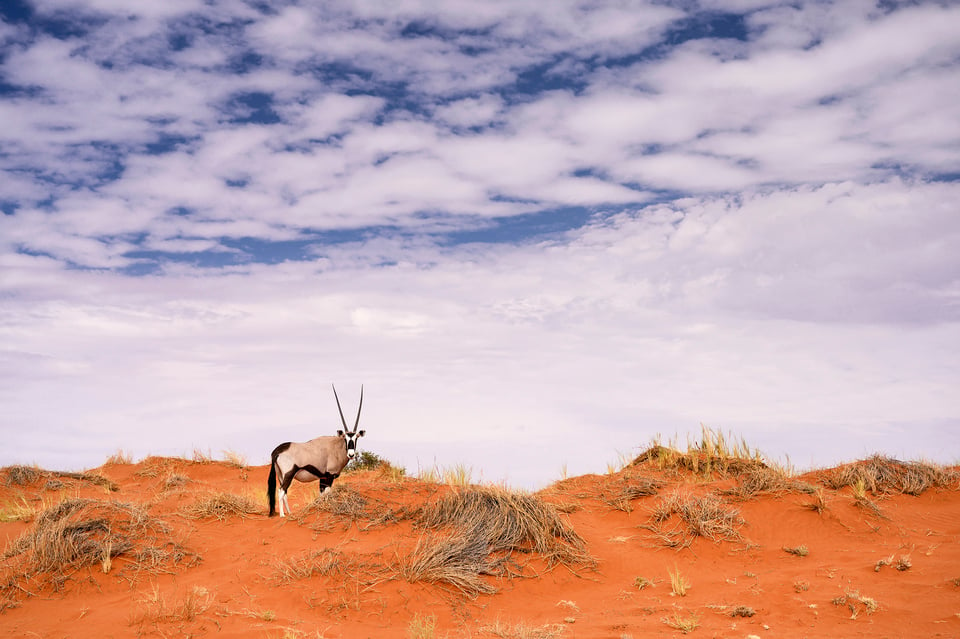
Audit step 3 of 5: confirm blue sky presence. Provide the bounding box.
[1,0,958,487]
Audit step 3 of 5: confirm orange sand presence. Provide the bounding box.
[2,457,959,638]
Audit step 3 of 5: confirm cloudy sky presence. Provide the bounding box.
[1,0,958,488]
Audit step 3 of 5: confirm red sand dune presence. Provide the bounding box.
[2,453,959,638]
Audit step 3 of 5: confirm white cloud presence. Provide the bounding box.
[1,0,958,484]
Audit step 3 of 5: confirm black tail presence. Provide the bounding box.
[267,457,278,517]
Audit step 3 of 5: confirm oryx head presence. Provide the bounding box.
[332,384,365,459]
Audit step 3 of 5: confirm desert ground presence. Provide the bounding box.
[2,436,959,638]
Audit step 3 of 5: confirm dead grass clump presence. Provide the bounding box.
[398,487,595,597]
[179,492,260,520]
[721,466,817,500]
[135,457,181,478]
[4,465,42,486]
[104,450,133,465]
[832,590,879,619]
[274,548,354,582]
[643,491,745,548]
[602,477,663,512]
[823,455,958,496]
[163,474,190,490]
[293,484,409,531]
[418,486,595,570]
[2,499,196,608]
[399,533,500,596]
[479,619,567,638]
[1,466,117,492]
[631,426,767,478]
[130,584,216,635]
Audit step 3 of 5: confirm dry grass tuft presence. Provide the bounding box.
[668,565,690,596]
[823,455,958,496]
[398,533,499,596]
[274,548,353,582]
[0,496,36,523]
[130,584,216,634]
[220,450,247,469]
[179,492,260,520]
[2,466,118,492]
[631,426,768,479]
[832,590,879,619]
[418,486,595,571]
[721,465,817,500]
[396,486,595,597]
[163,473,191,490]
[801,487,829,514]
[662,611,700,633]
[479,619,567,639]
[875,554,911,572]
[601,476,663,512]
[105,450,133,465]
[408,612,437,639]
[134,456,182,478]
[2,499,197,609]
[293,484,410,531]
[643,491,745,547]
[3,465,42,486]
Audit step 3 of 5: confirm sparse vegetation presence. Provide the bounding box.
[802,487,829,514]
[634,576,653,590]
[2,499,197,609]
[396,486,595,596]
[602,476,663,512]
[274,548,353,582]
[408,612,437,639]
[417,486,595,571]
[105,449,134,465]
[832,590,879,619]
[4,465,42,486]
[293,484,409,531]
[721,465,816,500]
[662,610,699,633]
[823,455,958,496]
[221,450,247,468]
[130,584,215,634]
[643,490,745,547]
[0,496,35,523]
[179,492,261,520]
[632,426,766,478]
[345,450,388,472]
[416,463,474,486]
[875,554,911,572]
[1,465,118,492]
[479,619,566,639]
[668,566,690,596]
[163,473,190,490]
[191,448,215,464]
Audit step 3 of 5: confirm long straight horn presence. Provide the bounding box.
[353,384,363,431]
[332,384,349,431]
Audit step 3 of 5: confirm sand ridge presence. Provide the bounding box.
[2,452,959,638]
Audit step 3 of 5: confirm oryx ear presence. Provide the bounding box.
[337,430,344,437]
[358,430,366,437]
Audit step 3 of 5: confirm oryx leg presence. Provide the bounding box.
[297,465,336,497]
[278,466,300,518]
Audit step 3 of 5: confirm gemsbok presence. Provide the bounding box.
[267,384,365,517]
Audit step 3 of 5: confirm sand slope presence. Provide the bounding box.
[2,454,959,638]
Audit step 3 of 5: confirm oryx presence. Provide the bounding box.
[267,384,365,517]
